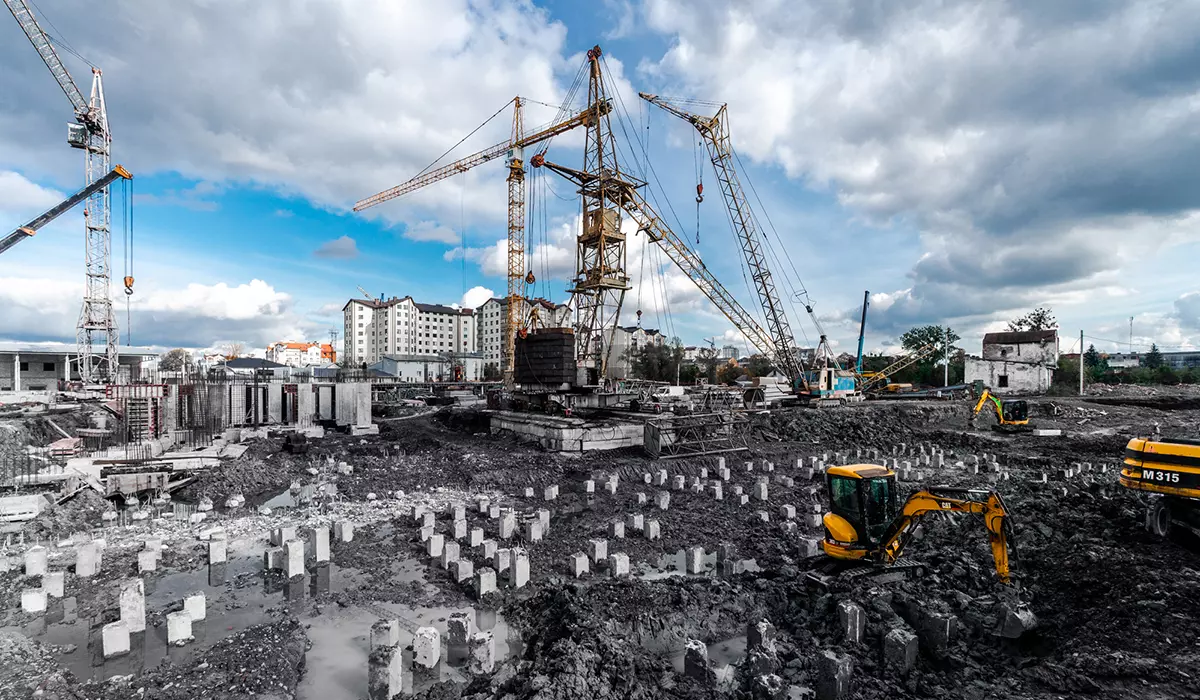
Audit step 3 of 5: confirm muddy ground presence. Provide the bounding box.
[1,390,1198,699]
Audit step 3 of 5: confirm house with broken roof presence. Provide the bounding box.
[964,329,1059,394]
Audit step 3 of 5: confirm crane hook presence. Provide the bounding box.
[696,183,704,204]
[123,276,134,296]
[525,271,536,285]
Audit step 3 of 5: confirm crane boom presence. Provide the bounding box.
[0,165,131,255]
[354,99,611,213]
[640,93,805,386]
[536,157,777,359]
[3,0,88,116]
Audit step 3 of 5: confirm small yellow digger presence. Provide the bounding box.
[969,386,1034,433]
[815,463,1036,636]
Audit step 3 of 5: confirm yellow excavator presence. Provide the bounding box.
[1120,436,1200,537]
[817,463,1037,636]
[969,386,1034,433]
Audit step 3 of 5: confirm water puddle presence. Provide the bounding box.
[3,539,519,693]
[263,482,339,510]
[665,634,745,683]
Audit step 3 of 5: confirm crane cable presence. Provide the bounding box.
[121,177,134,346]
[693,137,703,245]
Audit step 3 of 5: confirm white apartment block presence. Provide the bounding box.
[607,326,667,379]
[343,296,476,366]
[475,297,572,370]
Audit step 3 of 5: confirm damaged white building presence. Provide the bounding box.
[965,329,1059,394]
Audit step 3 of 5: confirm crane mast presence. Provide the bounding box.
[640,93,807,389]
[6,0,119,384]
[355,93,611,387]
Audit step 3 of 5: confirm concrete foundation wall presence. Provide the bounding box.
[490,412,643,452]
[965,358,1052,395]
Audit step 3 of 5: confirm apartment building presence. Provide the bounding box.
[343,296,476,366]
[475,297,571,371]
[266,341,336,367]
[607,326,667,379]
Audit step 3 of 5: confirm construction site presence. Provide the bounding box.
[3,4,1200,700]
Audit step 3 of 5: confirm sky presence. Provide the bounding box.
[2,0,1199,359]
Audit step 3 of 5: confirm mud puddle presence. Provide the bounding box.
[636,549,760,580]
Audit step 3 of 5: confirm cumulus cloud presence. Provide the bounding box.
[0,0,570,228]
[404,221,460,244]
[0,171,63,213]
[313,235,359,259]
[461,285,496,309]
[0,274,317,349]
[641,0,1200,338]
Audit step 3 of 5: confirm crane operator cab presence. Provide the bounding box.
[821,464,899,560]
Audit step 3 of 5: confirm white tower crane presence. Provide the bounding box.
[5,0,121,384]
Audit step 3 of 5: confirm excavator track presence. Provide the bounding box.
[803,555,927,591]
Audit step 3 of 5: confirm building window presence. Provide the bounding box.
[998,375,1009,388]
[19,362,28,372]
[43,362,55,372]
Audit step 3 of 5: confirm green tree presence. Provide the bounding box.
[159,348,192,371]
[1144,344,1163,369]
[1083,344,1109,383]
[1157,365,1180,385]
[482,363,501,381]
[716,362,743,385]
[697,347,720,384]
[679,363,702,385]
[1007,307,1057,332]
[899,325,961,386]
[628,339,685,383]
[747,354,775,378]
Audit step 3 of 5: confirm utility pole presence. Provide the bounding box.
[1079,330,1085,396]
[1129,316,1134,353]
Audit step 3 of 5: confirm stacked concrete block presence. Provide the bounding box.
[368,644,406,700]
[609,520,625,539]
[816,650,852,700]
[690,477,703,493]
[686,547,705,575]
[569,552,590,577]
[43,571,64,598]
[335,521,355,543]
[493,548,511,574]
[452,519,467,541]
[636,492,647,504]
[184,592,206,621]
[447,504,466,522]
[24,545,47,577]
[604,480,618,495]
[672,475,686,490]
[799,537,821,558]
[469,631,496,674]
[476,497,490,514]
[371,619,402,650]
[537,508,551,534]
[656,469,668,486]
[645,520,661,540]
[102,621,130,659]
[543,485,558,501]
[469,528,484,547]
[757,511,770,523]
[626,513,644,532]
[524,521,543,542]
[209,539,228,565]
[488,505,501,519]
[422,512,436,529]
[837,601,866,643]
[780,505,796,520]
[523,487,534,498]
[511,548,530,588]
[419,526,434,543]
[478,539,497,560]
[499,512,516,540]
[119,578,146,633]
[75,542,100,577]
[414,627,441,669]
[683,639,709,681]
[476,567,498,597]
[427,534,445,558]
[167,611,194,645]
[137,549,158,574]
[884,628,918,671]
[310,525,331,563]
[271,526,297,546]
[21,588,46,613]
[656,492,670,511]
[643,473,652,485]
[451,559,474,584]
[286,539,305,578]
[710,483,724,500]
[588,539,608,563]
[609,552,630,577]
[441,542,461,569]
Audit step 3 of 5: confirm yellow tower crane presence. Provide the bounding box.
[355,95,610,388]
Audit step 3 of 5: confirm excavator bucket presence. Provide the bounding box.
[999,605,1038,638]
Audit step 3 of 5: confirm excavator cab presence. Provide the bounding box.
[822,464,900,558]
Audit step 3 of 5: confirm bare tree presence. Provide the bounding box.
[159,348,193,371]
[1007,307,1057,332]
[222,342,245,359]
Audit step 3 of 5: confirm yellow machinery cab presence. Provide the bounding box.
[821,464,900,560]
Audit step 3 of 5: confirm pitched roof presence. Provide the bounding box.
[982,329,1058,345]
[223,357,286,369]
[414,302,472,315]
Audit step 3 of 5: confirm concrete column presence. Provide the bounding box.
[62,355,70,381]
[13,353,20,392]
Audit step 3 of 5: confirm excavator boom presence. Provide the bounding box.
[878,486,1014,584]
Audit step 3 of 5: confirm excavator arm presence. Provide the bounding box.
[878,487,1015,585]
[969,388,1002,424]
